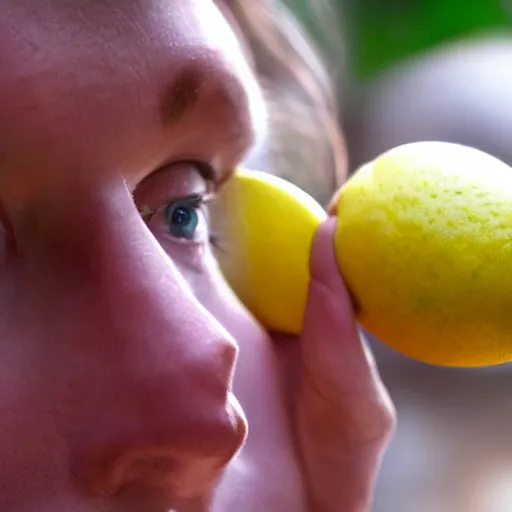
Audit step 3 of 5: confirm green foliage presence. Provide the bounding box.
[353,0,511,78]
[286,0,512,79]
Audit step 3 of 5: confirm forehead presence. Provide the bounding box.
[0,0,265,192]
[0,1,225,110]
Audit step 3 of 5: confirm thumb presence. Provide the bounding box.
[297,218,395,510]
[301,217,384,400]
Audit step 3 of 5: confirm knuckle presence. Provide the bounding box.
[302,369,397,447]
[346,393,397,446]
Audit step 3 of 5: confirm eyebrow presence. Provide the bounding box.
[158,66,239,187]
[159,67,204,127]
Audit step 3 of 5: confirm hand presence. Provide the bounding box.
[272,218,396,512]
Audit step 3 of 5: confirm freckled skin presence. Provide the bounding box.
[0,1,394,510]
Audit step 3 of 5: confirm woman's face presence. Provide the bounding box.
[0,1,277,510]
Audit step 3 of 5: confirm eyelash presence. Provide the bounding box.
[138,191,220,247]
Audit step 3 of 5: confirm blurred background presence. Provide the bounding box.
[284,1,512,511]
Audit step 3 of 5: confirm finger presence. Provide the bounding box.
[301,217,385,402]
[326,187,342,216]
[297,217,395,511]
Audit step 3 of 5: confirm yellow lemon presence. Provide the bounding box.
[337,141,512,367]
[212,169,326,334]
[214,142,512,367]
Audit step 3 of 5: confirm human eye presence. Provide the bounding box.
[165,194,204,240]
[140,192,213,245]
[134,162,218,249]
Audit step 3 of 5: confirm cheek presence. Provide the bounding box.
[165,241,264,340]
[201,256,269,350]
[0,327,71,503]
[152,231,211,281]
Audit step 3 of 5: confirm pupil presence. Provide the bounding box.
[166,200,199,239]
[173,207,191,226]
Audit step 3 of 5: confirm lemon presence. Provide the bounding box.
[212,169,326,334]
[214,142,512,367]
[337,142,512,367]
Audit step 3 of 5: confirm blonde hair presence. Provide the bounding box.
[228,0,347,204]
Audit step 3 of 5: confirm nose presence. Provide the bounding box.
[89,391,246,501]
[83,335,246,502]
[39,188,247,503]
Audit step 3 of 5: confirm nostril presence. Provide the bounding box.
[86,450,222,501]
[121,453,221,499]
[119,454,181,493]
[80,392,248,502]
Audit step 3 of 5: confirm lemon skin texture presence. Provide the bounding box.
[335,141,512,367]
[213,169,326,334]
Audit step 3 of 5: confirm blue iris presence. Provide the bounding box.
[165,199,199,239]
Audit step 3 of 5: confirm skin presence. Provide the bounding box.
[0,0,395,510]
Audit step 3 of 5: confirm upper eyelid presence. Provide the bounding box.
[193,161,219,188]
[191,160,235,192]
[154,159,221,190]
[138,192,214,223]
[134,159,218,193]
[133,160,221,223]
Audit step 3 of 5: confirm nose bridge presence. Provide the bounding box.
[36,186,245,497]
[45,186,247,500]
[45,183,237,378]
[43,183,198,325]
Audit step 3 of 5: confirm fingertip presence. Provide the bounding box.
[326,187,342,216]
[309,217,342,289]
[309,217,360,314]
